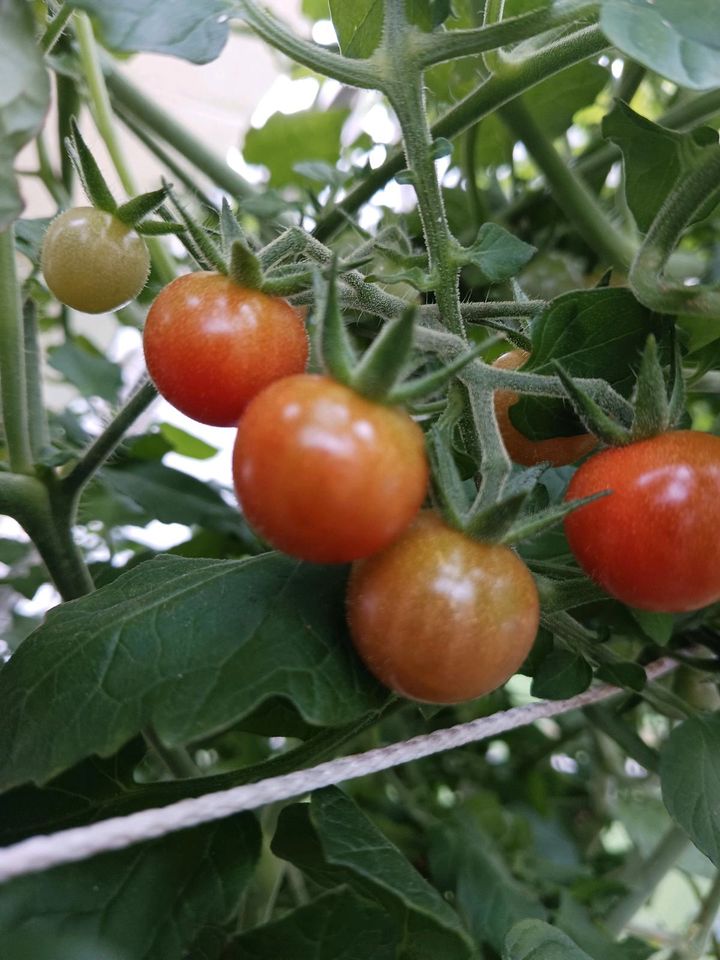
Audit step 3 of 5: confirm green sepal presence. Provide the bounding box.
[388,341,487,404]
[630,335,670,439]
[165,181,226,273]
[115,186,169,227]
[318,259,356,385]
[500,491,608,547]
[535,575,608,614]
[229,238,264,290]
[136,220,185,236]
[65,118,116,213]
[219,198,247,256]
[552,360,632,445]
[465,489,531,542]
[351,306,418,400]
[426,394,473,529]
[262,269,314,297]
[365,266,435,291]
[476,319,532,351]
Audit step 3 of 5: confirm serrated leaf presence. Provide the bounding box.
[273,788,474,960]
[0,814,260,960]
[329,0,383,58]
[430,814,547,952]
[67,0,231,64]
[48,339,123,403]
[510,288,657,442]
[0,555,384,790]
[504,919,594,959]
[244,109,348,188]
[661,712,720,865]
[599,0,720,91]
[531,650,593,700]
[462,223,536,282]
[603,101,720,232]
[229,888,397,959]
[0,0,50,229]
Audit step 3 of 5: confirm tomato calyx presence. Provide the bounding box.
[65,119,180,238]
[555,334,685,446]
[318,259,486,405]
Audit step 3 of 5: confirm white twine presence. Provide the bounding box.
[0,655,677,884]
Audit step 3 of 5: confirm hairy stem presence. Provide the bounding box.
[0,229,33,475]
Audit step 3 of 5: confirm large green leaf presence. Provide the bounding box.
[599,0,720,90]
[504,920,593,959]
[0,0,50,229]
[0,814,260,960]
[229,887,398,959]
[430,813,547,952]
[0,555,384,790]
[661,712,720,865]
[272,787,474,960]
[67,0,230,64]
[244,109,348,187]
[603,101,720,233]
[329,0,383,58]
[509,288,658,441]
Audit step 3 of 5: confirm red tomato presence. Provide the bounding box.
[347,512,539,703]
[564,430,720,612]
[232,374,428,563]
[143,272,308,426]
[493,350,596,466]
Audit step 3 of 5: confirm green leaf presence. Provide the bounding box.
[430,814,547,952]
[504,919,594,959]
[273,788,474,960]
[93,461,244,534]
[629,608,674,646]
[407,0,453,30]
[599,0,720,91]
[0,814,260,960]
[661,712,720,866]
[531,650,593,700]
[67,0,231,64]
[510,288,657,442]
[14,218,51,264]
[229,888,398,959]
[157,422,217,459]
[244,109,348,188]
[48,338,123,404]
[595,661,647,692]
[0,556,384,790]
[0,0,51,229]
[329,0,383,58]
[461,223,536,282]
[602,101,720,232]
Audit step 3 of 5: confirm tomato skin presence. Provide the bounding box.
[493,350,596,467]
[233,375,429,563]
[41,207,150,314]
[564,431,720,612]
[143,272,308,426]
[347,512,540,703]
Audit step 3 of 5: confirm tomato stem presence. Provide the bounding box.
[22,300,50,463]
[40,2,74,54]
[499,98,636,269]
[0,228,34,475]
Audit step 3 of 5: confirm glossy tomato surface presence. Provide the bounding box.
[143,272,308,426]
[564,430,720,612]
[41,207,150,314]
[233,374,428,563]
[493,349,596,467]
[347,512,540,703]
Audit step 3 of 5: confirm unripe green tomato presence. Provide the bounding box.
[41,207,150,313]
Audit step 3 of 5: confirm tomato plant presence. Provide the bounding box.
[565,430,720,612]
[3,0,720,957]
[347,512,539,703]
[232,374,428,562]
[493,349,597,466]
[143,272,309,426]
[41,206,150,313]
